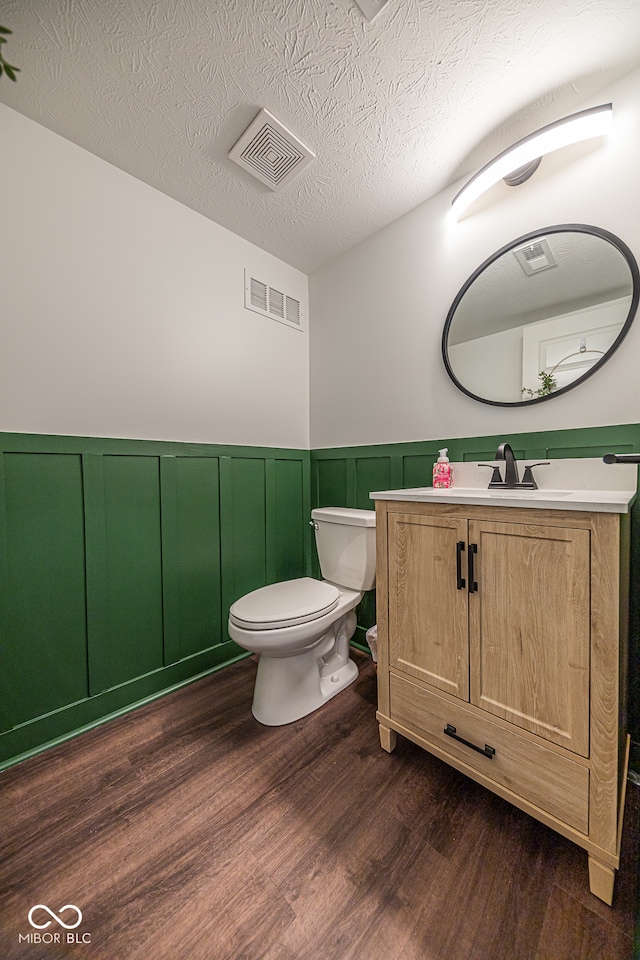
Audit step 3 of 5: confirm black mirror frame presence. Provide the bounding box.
[442,223,640,407]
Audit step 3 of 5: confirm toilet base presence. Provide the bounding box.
[251,646,359,726]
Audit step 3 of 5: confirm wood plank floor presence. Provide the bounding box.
[1,650,638,960]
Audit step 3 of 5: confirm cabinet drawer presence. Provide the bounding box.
[389,674,589,834]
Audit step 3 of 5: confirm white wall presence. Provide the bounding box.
[309,67,640,448]
[449,326,523,403]
[0,104,309,448]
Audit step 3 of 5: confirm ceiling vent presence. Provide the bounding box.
[245,271,303,331]
[229,109,315,191]
[513,237,557,276]
[353,0,393,21]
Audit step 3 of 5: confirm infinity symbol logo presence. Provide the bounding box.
[28,904,83,930]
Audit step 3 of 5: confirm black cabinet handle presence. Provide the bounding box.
[468,542,478,593]
[444,723,495,759]
[456,541,466,589]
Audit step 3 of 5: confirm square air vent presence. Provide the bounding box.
[229,109,315,191]
[245,271,303,331]
[514,237,557,275]
[353,0,393,21]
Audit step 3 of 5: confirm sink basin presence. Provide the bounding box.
[487,489,571,498]
[410,487,571,498]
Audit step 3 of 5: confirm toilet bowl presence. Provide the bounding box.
[228,507,376,726]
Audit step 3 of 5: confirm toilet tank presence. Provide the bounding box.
[311,507,376,591]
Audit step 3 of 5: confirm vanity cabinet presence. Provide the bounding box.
[375,499,630,905]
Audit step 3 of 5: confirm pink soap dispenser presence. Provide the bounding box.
[433,448,453,488]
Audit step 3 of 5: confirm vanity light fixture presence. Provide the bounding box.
[451,103,613,220]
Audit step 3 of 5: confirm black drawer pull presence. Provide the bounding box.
[444,723,495,759]
[468,542,478,593]
[456,541,466,589]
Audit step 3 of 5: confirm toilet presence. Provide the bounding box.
[228,506,376,725]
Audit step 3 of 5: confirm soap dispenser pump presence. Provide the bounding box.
[433,448,453,489]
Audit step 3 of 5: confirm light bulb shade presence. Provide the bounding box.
[451,103,613,219]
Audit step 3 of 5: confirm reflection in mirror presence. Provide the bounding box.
[443,225,639,406]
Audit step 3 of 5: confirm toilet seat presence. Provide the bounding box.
[229,577,340,630]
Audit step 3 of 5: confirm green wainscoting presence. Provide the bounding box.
[1,452,89,729]
[311,423,640,752]
[2,424,639,770]
[0,434,311,768]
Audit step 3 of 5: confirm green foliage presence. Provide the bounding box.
[0,25,20,82]
[522,371,558,399]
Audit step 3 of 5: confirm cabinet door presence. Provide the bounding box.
[388,513,469,700]
[469,520,590,757]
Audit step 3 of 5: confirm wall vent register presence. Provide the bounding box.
[245,270,303,331]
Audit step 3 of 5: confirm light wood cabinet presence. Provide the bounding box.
[375,499,630,905]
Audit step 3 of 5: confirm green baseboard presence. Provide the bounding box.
[0,642,249,771]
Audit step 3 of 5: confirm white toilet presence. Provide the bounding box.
[228,506,376,726]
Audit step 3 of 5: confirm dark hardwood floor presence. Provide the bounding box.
[1,650,638,960]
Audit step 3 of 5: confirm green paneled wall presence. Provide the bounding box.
[220,457,268,617]
[311,425,640,508]
[273,458,307,582]
[0,453,88,730]
[164,457,222,662]
[101,455,164,689]
[0,434,310,768]
[1,424,639,770]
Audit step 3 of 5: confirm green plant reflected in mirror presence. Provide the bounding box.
[442,224,639,406]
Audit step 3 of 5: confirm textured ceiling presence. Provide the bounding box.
[1,0,640,274]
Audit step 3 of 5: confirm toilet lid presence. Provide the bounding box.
[229,577,340,630]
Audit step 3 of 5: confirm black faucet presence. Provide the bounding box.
[495,442,519,487]
[479,443,550,490]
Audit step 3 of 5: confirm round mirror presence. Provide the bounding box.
[442,224,639,406]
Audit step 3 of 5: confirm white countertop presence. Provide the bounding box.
[370,458,638,513]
